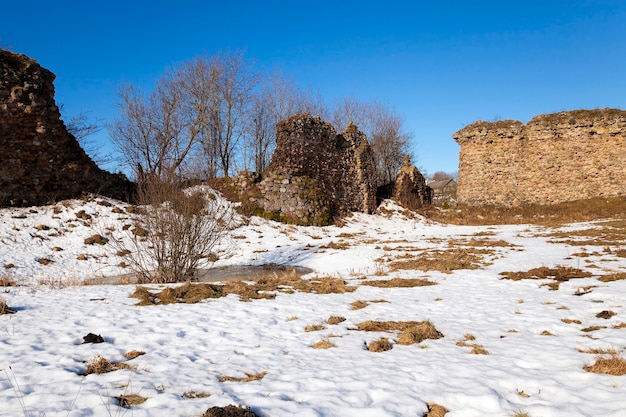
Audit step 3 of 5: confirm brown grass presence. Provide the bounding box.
[578,347,618,355]
[355,320,444,345]
[612,322,626,329]
[219,371,267,383]
[82,355,135,375]
[305,324,326,332]
[596,310,617,319]
[327,316,346,325]
[367,338,392,352]
[361,277,437,288]
[0,296,15,315]
[390,248,489,273]
[581,325,607,332]
[313,339,336,349]
[500,265,592,290]
[583,354,626,375]
[0,275,16,286]
[598,272,626,282]
[351,300,370,310]
[561,318,582,324]
[420,198,626,226]
[115,394,147,407]
[130,274,356,305]
[123,350,146,360]
[424,403,448,417]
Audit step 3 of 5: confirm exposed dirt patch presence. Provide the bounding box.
[202,405,260,417]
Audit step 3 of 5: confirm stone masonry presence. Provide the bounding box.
[392,155,432,209]
[0,49,132,207]
[453,109,626,206]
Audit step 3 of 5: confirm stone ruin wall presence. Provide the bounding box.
[453,109,626,207]
[0,50,132,207]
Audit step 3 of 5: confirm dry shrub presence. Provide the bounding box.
[219,371,267,383]
[390,248,489,273]
[123,350,146,360]
[356,320,444,345]
[598,272,626,282]
[313,339,336,349]
[83,355,135,375]
[583,354,626,376]
[424,403,448,417]
[0,296,15,315]
[327,316,346,325]
[500,265,592,290]
[367,338,392,352]
[361,277,437,288]
[305,324,326,332]
[116,394,147,407]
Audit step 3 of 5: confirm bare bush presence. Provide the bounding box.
[114,177,235,283]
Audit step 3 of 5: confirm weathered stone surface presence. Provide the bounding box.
[263,113,377,221]
[453,109,626,206]
[0,49,132,207]
[392,155,432,209]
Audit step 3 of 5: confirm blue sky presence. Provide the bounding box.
[2,0,625,176]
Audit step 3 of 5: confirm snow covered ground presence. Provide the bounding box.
[1,195,625,417]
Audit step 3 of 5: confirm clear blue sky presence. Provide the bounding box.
[2,0,625,176]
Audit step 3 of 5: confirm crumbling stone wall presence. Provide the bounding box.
[0,50,132,207]
[453,109,626,206]
[266,113,377,218]
[392,155,432,209]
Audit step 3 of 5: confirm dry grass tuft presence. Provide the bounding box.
[0,295,15,315]
[456,334,489,354]
[583,354,626,376]
[351,300,370,310]
[219,371,267,383]
[612,322,626,329]
[540,330,555,336]
[0,275,16,286]
[424,403,448,417]
[83,355,135,375]
[581,325,607,332]
[500,265,592,290]
[115,394,147,407]
[578,347,618,355]
[356,320,444,345]
[123,350,146,360]
[305,324,327,332]
[361,277,437,288]
[367,337,392,352]
[327,316,346,325]
[390,248,490,273]
[598,272,626,282]
[561,318,582,324]
[313,339,336,349]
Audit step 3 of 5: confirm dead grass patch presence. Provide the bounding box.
[421,198,626,226]
[361,277,437,288]
[581,325,607,332]
[351,300,370,310]
[313,339,336,349]
[219,371,267,383]
[456,334,489,354]
[390,248,490,273]
[561,318,582,324]
[424,403,448,417]
[0,296,15,315]
[500,265,592,290]
[367,337,392,352]
[305,324,326,332]
[583,354,626,376]
[115,394,147,407]
[596,310,617,319]
[83,355,136,375]
[578,347,619,355]
[327,316,346,325]
[321,241,351,250]
[598,272,626,282]
[540,330,555,336]
[123,350,146,360]
[355,320,443,345]
[130,274,356,305]
[612,322,626,329]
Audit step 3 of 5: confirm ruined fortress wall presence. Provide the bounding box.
[0,50,133,206]
[453,109,626,206]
